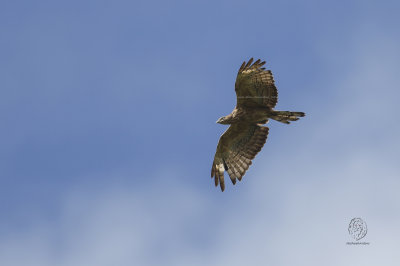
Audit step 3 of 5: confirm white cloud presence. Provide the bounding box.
[2,14,400,266]
[1,140,398,266]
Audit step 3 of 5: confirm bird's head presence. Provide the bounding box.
[216,116,230,124]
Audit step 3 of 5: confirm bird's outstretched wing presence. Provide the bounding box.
[235,58,278,108]
[211,123,269,191]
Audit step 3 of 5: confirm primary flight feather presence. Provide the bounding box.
[211,58,305,191]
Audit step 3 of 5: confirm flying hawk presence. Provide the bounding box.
[211,58,305,191]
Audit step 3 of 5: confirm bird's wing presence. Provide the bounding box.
[235,58,278,108]
[211,123,269,191]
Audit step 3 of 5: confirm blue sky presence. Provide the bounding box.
[1,0,400,265]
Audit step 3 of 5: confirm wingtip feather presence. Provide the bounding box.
[244,58,253,68]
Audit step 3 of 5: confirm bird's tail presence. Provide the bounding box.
[269,110,305,124]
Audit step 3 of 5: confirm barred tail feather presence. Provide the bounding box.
[270,110,305,124]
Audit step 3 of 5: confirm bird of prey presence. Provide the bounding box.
[211,58,305,191]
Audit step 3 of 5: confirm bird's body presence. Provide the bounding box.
[211,58,305,191]
[218,107,269,124]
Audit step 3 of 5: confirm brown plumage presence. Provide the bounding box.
[211,58,305,191]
